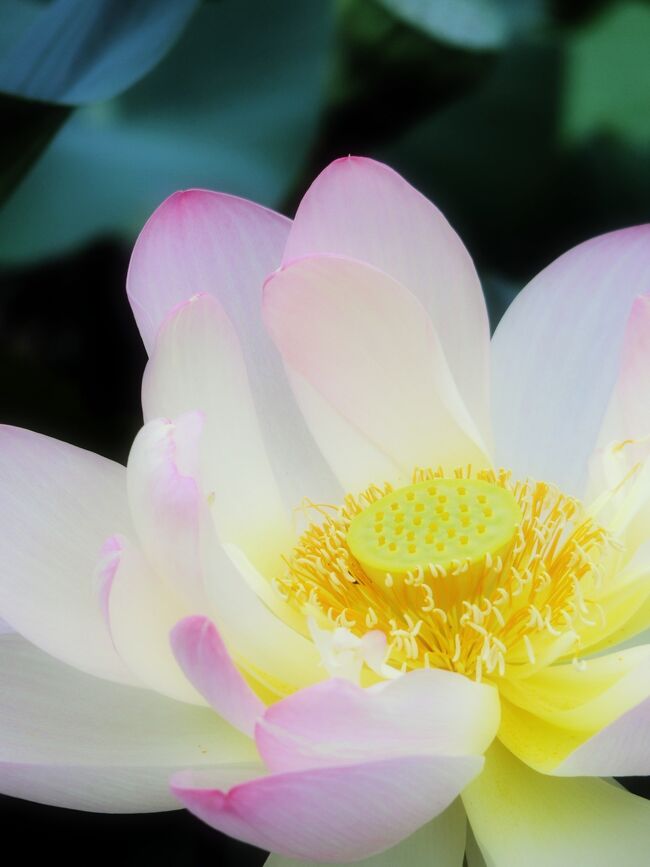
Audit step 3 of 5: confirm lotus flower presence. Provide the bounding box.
[3,157,650,866]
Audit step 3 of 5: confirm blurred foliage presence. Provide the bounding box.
[0,0,198,104]
[562,1,650,146]
[1,0,649,861]
[0,0,199,208]
[0,92,69,202]
[306,0,496,164]
[0,0,333,262]
[377,0,546,49]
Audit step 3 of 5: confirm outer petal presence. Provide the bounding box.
[264,798,467,867]
[284,156,491,441]
[0,633,260,812]
[127,189,338,507]
[0,425,135,684]
[172,754,481,863]
[255,670,499,772]
[491,225,650,495]
[264,255,489,491]
[463,740,650,867]
[142,293,291,575]
[171,616,265,736]
[498,644,650,774]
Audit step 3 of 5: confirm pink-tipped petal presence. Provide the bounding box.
[264,797,467,867]
[0,633,260,812]
[0,425,135,684]
[264,255,489,490]
[284,157,491,440]
[93,534,123,627]
[255,670,499,773]
[128,190,290,353]
[128,189,338,507]
[126,412,211,610]
[172,754,481,863]
[491,225,650,495]
[171,616,265,736]
[142,293,291,576]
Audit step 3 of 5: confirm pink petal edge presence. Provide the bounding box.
[171,753,482,863]
[171,616,265,737]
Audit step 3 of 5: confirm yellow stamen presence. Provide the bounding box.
[276,467,613,682]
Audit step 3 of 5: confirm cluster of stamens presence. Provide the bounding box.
[275,467,613,682]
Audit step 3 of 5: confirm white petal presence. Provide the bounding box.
[0,425,135,683]
[286,369,397,494]
[142,293,291,575]
[491,225,650,495]
[106,535,204,705]
[0,633,260,812]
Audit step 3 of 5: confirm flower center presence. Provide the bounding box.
[346,478,522,585]
[276,468,612,681]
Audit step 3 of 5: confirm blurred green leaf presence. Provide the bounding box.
[376,0,545,49]
[0,92,69,203]
[301,0,496,183]
[0,0,198,105]
[0,0,333,264]
[377,43,562,274]
[562,0,650,146]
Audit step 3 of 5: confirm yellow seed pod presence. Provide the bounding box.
[346,478,522,584]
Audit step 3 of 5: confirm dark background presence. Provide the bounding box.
[1,0,649,863]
